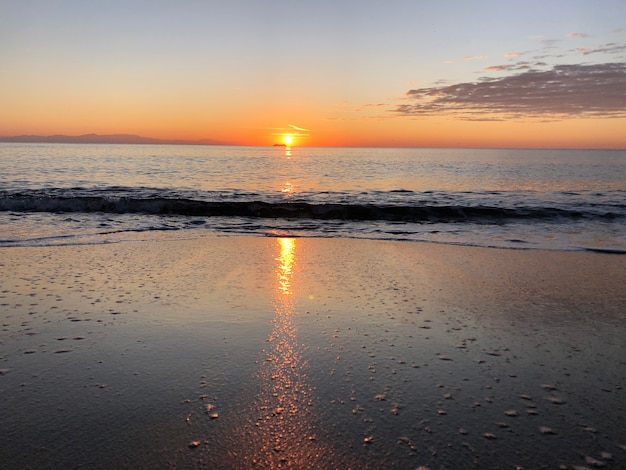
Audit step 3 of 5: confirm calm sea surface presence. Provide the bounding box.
[1,143,625,252]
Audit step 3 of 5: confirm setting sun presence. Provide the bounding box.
[283,135,293,146]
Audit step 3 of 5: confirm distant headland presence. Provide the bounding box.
[0,133,224,146]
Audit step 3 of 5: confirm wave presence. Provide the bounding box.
[1,191,622,224]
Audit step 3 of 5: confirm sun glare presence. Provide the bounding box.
[283,135,293,146]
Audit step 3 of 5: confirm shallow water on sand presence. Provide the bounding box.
[1,236,625,469]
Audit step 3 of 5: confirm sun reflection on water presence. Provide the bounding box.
[280,181,294,196]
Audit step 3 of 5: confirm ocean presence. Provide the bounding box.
[1,143,625,252]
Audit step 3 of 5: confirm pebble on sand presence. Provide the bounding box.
[546,396,566,405]
[539,426,556,435]
[584,455,607,467]
[485,350,502,356]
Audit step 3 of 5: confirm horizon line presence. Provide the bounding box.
[0,133,624,151]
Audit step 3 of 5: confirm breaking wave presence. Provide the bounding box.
[1,189,623,224]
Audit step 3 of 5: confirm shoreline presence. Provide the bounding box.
[2,228,625,254]
[1,235,625,469]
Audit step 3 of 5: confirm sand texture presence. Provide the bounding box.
[1,236,625,469]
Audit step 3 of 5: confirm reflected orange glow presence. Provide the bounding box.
[277,238,295,295]
[227,237,327,468]
[280,181,294,195]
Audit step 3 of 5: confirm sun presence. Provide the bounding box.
[283,135,293,146]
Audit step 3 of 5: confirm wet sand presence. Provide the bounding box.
[1,236,625,469]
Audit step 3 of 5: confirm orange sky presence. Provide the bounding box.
[1,1,625,148]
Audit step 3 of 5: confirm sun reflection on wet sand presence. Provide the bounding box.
[277,238,295,295]
[226,238,329,468]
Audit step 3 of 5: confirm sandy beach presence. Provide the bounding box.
[1,236,625,469]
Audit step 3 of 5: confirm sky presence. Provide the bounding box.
[1,0,625,148]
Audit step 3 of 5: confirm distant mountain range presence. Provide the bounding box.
[0,133,224,146]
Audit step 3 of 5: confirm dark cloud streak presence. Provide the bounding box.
[395,63,626,120]
[579,43,626,56]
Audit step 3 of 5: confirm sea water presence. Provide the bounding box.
[1,143,624,252]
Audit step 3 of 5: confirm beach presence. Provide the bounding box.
[3,0,626,467]
[1,235,624,469]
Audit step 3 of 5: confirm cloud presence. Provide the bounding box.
[484,65,510,71]
[504,52,523,57]
[463,55,488,61]
[394,63,626,120]
[541,39,561,47]
[578,42,626,55]
[484,62,532,72]
[288,124,310,132]
[271,124,311,137]
[567,32,588,38]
